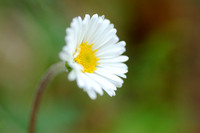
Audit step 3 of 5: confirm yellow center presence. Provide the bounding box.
[74,42,99,73]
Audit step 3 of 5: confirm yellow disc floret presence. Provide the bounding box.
[74,42,99,73]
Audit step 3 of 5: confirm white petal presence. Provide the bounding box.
[108,79,123,88]
[94,29,118,50]
[77,73,85,88]
[83,14,90,23]
[83,14,98,43]
[80,73,99,99]
[92,21,115,49]
[68,70,76,81]
[76,16,83,45]
[87,17,104,44]
[117,74,127,78]
[87,89,97,100]
[85,73,104,96]
[59,51,69,61]
[84,14,99,43]
[98,55,129,63]
[88,73,117,97]
[95,69,123,84]
[95,71,123,88]
[98,62,128,70]
[97,65,128,75]
[96,41,126,58]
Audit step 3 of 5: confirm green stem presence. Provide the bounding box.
[28,62,65,133]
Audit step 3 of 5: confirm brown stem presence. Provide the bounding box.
[28,62,65,133]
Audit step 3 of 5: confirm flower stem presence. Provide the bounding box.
[28,62,65,133]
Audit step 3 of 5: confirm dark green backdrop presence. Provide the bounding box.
[0,0,200,132]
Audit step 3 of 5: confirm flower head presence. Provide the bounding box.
[60,14,128,99]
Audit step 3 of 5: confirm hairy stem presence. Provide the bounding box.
[28,62,65,133]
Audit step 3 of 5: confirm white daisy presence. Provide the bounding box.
[59,14,128,99]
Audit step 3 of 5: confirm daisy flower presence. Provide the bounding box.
[59,14,128,99]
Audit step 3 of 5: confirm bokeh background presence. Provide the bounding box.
[0,0,200,133]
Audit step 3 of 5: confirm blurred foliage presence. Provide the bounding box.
[0,0,200,133]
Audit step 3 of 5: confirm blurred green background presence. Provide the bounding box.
[0,0,200,133]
